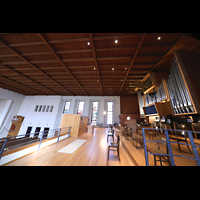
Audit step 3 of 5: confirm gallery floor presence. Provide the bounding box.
[4,128,134,166]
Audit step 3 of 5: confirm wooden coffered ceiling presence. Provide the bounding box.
[0,33,199,96]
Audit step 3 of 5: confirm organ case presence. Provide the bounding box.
[167,50,200,115]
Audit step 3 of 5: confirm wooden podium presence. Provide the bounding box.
[7,115,24,138]
[60,114,89,137]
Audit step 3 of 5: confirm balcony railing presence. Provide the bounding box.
[0,126,71,160]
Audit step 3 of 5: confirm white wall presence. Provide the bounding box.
[0,86,121,138]
[18,95,62,135]
[18,95,120,135]
[0,88,25,138]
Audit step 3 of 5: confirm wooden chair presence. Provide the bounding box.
[191,123,200,149]
[107,125,113,133]
[107,128,114,142]
[107,135,120,161]
[148,121,158,140]
[165,123,192,153]
[147,134,171,166]
[131,130,143,149]
[191,123,200,139]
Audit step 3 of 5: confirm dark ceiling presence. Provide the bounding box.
[0,33,199,96]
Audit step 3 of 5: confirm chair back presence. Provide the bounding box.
[165,124,174,135]
[112,128,114,135]
[117,135,120,145]
[191,123,200,139]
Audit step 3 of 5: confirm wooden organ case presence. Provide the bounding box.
[137,49,200,130]
[167,49,200,115]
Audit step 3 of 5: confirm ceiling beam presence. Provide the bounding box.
[0,63,47,95]
[0,33,174,49]
[37,33,88,96]
[146,34,185,74]
[0,34,139,47]
[1,54,164,65]
[118,33,147,95]
[0,75,33,95]
[0,43,174,58]
[0,37,74,96]
[93,34,141,41]
[89,33,103,95]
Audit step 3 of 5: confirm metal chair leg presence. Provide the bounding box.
[154,155,156,166]
[108,147,110,160]
[117,147,120,161]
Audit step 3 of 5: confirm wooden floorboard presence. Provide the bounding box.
[3,128,134,166]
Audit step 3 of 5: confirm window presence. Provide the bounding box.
[77,101,84,115]
[46,105,50,112]
[91,102,98,125]
[34,105,39,112]
[34,105,53,112]
[63,101,71,114]
[42,105,46,112]
[107,101,113,125]
[38,105,42,112]
[34,127,41,137]
[50,105,53,112]
[25,126,32,138]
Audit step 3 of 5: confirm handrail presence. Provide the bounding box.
[0,126,71,159]
[142,127,200,166]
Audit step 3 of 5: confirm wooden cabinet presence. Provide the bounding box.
[60,114,89,137]
[143,101,171,119]
[7,115,24,138]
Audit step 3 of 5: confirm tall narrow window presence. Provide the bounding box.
[77,101,84,115]
[34,105,39,112]
[42,105,46,112]
[107,101,113,125]
[63,101,71,114]
[50,105,54,112]
[46,105,50,112]
[38,105,42,112]
[91,101,98,125]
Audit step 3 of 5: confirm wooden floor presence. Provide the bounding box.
[4,128,134,166]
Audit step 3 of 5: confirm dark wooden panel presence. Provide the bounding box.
[0,33,197,96]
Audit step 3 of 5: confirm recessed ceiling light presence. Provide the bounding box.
[157,36,161,40]
[115,39,118,44]
[87,42,90,45]
[125,68,127,70]
[94,68,96,70]
[112,68,114,70]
